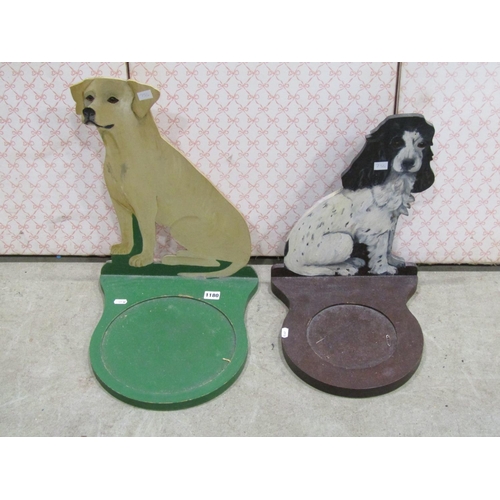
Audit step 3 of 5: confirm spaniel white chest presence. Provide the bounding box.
[347,175,416,239]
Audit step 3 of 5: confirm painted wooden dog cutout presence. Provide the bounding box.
[71,78,251,277]
[284,114,435,276]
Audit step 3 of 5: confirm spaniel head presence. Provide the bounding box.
[341,114,435,193]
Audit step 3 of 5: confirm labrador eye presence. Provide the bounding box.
[107,97,119,104]
[85,95,94,102]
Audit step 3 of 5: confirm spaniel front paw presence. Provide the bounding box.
[370,263,398,275]
[387,253,406,267]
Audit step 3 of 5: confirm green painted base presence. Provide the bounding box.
[90,217,258,410]
[90,267,258,410]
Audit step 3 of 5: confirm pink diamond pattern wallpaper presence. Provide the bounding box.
[0,62,126,255]
[397,62,500,263]
[1,61,500,263]
[129,62,397,256]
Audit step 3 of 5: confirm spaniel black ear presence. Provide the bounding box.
[341,118,393,190]
[411,117,435,193]
[412,146,435,192]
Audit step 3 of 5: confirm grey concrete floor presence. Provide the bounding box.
[1,261,499,436]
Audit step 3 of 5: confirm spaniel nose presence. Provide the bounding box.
[401,159,415,170]
[83,107,95,122]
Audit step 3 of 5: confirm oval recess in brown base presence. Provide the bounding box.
[271,264,423,398]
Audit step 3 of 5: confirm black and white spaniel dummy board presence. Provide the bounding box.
[271,114,435,397]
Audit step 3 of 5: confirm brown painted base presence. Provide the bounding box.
[271,264,423,397]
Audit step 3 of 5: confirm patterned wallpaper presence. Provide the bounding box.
[1,61,500,263]
[396,62,500,263]
[129,62,396,256]
[0,62,126,255]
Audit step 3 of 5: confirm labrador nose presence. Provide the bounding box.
[83,107,95,122]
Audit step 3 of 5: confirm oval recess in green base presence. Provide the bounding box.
[90,267,258,410]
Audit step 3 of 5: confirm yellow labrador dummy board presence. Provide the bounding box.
[70,78,257,409]
[71,77,251,278]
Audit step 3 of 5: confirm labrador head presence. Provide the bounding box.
[70,77,160,130]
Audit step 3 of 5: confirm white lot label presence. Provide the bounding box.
[137,90,153,101]
[281,328,289,338]
[114,299,127,305]
[204,291,221,300]
[374,161,389,170]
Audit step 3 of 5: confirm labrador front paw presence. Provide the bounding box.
[111,242,133,255]
[129,253,154,267]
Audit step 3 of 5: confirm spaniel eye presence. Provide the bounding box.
[417,141,427,148]
[85,95,94,102]
[107,97,119,104]
[390,138,404,148]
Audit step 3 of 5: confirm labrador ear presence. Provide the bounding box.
[70,79,93,115]
[127,80,161,118]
